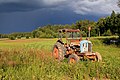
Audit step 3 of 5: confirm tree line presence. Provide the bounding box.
[0,32,32,40]
[0,11,120,40]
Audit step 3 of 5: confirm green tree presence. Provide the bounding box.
[116,14,120,38]
[97,18,106,35]
[76,21,82,29]
[32,30,38,38]
[110,11,118,34]
[118,0,120,7]
[0,34,2,38]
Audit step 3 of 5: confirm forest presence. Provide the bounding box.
[0,11,120,39]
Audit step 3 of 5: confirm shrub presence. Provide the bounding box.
[17,36,21,39]
[9,36,16,40]
[103,29,112,36]
[80,31,87,37]
[26,36,29,39]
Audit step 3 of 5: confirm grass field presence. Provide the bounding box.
[0,38,120,80]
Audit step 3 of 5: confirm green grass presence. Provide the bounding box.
[0,38,120,80]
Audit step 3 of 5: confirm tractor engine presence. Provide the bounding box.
[65,43,80,55]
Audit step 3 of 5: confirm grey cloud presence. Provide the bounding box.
[0,0,119,15]
[70,0,120,15]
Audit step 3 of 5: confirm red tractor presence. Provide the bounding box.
[52,29,102,63]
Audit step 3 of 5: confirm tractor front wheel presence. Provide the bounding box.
[68,54,79,64]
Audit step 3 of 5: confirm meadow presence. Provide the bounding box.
[0,38,120,80]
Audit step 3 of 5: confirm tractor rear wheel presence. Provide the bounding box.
[68,54,79,64]
[95,52,102,62]
[52,42,66,61]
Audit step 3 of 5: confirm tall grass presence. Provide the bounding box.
[0,38,120,80]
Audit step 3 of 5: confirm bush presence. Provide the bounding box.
[17,36,21,39]
[103,29,112,36]
[80,31,87,37]
[26,36,29,39]
[9,36,16,40]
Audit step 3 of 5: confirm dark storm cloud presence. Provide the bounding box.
[0,0,67,13]
[0,2,40,13]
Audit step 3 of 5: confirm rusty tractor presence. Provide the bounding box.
[52,29,102,63]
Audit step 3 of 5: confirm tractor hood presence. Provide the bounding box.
[80,40,92,53]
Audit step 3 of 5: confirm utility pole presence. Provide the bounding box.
[88,27,91,38]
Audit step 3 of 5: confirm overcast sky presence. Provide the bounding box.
[0,0,120,33]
